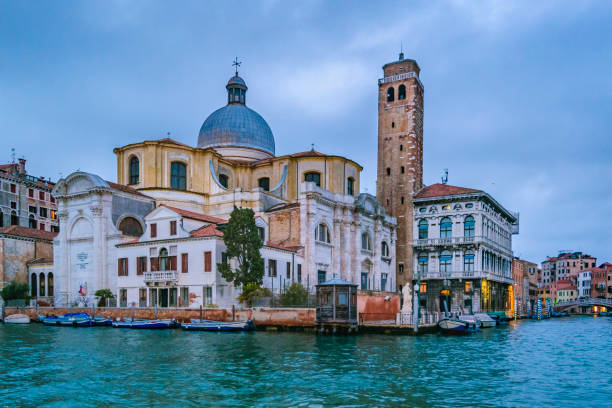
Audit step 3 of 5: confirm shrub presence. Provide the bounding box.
[0,281,30,302]
[238,283,272,307]
[279,283,309,307]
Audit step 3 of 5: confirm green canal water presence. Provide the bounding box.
[1,316,611,407]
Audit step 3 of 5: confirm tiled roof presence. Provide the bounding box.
[190,224,224,238]
[0,225,58,241]
[106,181,146,196]
[161,204,227,224]
[265,241,301,252]
[27,257,54,265]
[156,137,192,148]
[289,150,328,158]
[414,183,483,199]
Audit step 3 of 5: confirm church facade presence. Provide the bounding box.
[51,67,397,307]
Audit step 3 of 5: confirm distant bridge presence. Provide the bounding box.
[554,298,612,310]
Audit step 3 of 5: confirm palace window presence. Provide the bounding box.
[398,84,406,100]
[10,211,18,226]
[464,251,475,272]
[361,232,372,251]
[464,215,475,238]
[258,177,270,191]
[304,172,320,187]
[118,217,143,237]
[418,253,428,274]
[381,241,390,257]
[440,251,452,273]
[29,215,37,229]
[129,156,139,185]
[418,219,428,239]
[117,258,128,276]
[159,248,169,271]
[31,273,37,297]
[170,220,177,236]
[170,162,187,190]
[440,217,452,239]
[218,174,229,189]
[387,86,395,102]
[347,177,355,196]
[315,223,330,243]
[39,273,45,297]
[48,273,54,297]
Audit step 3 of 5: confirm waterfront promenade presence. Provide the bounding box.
[1,316,611,407]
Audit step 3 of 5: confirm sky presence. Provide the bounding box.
[1,1,611,265]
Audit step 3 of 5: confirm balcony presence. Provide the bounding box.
[418,270,513,284]
[413,235,511,255]
[143,271,178,284]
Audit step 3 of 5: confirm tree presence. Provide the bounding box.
[0,281,29,302]
[237,283,272,307]
[218,206,265,290]
[279,283,309,307]
[94,289,115,307]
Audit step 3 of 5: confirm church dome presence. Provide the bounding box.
[198,75,275,157]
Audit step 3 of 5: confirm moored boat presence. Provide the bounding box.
[40,313,93,327]
[92,316,113,326]
[438,317,478,334]
[112,318,176,329]
[4,314,31,324]
[181,319,255,332]
[474,313,496,328]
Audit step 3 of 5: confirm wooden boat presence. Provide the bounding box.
[487,311,511,325]
[474,313,497,328]
[4,314,31,324]
[92,316,113,326]
[438,317,478,334]
[41,313,93,327]
[181,319,255,332]
[112,318,176,329]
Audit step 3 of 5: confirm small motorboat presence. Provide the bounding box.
[4,314,31,324]
[41,313,93,327]
[92,316,113,326]
[112,318,176,329]
[181,319,255,332]
[474,313,496,328]
[487,311,511,325]
[438,317,478,334]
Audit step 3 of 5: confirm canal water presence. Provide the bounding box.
[1,316,611,407]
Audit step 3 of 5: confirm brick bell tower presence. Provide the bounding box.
[376,52,424,291]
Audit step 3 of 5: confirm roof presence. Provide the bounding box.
[317,277,357,286]
[289,150,328,158]
[106,181,146,196]
[161,204,227,224]
[190,224,224,238]
[0,226,58,241]
[264,241,301,253]
[27,257,53,265]
[414,183,483,199]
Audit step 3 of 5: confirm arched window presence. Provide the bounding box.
[381,241,389,257]
[347,177,354,196]
[440,217,452,239]
[315,223,330,243]
[129,156,139,185]
[464,251,475,272]
[29,214,37,229]
[398,84,406,100]
[418,253,428,274]
[48,272,54,297]
[464,215,475,238]
[258,177,270,191]
[387,86,395,102]
[170,162,186,190]
[39,273,45,297]
[159,248,169,271]
[118,217,143,237]
[361,232,372,251]
[418,219,428,239]
[218,174,229,189]
[31,273,37,297]
[11,211,18,226]
[304,172,320,187]
[440,251,452,274]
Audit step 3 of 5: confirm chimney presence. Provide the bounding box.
[18,158,26,176]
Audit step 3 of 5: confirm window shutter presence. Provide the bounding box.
[118,258,123,276]
[181,253,188,273]
[151,223,157,238]
[204,252,212,272]
[137,257,142,275]
[169,256,177,271]
[124,258,128,276]
[150,257,159,272]
[170,220,177,235]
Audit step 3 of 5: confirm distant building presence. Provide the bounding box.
[412,183,518,315]
[577,270,592,298]
[541,252,597,285]
[513,258,538,314]
[550,279,577,303]
[0,158,58,233]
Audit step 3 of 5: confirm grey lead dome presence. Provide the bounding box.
[197,75,275,156]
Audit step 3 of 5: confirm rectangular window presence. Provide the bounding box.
[50,210,56,220]
[297,264,302,283]
[286,262,291,279]
[10,184,16,193]
[139,289,147,307]
[119,289,127,308]
[10,201,16,209]
[180,287,189,307]
[204,251,212,272]
[347,177,354,196]
[149,288,158,307]
[181,253,188,273]
[29,206,36,213]
[118,258,128,276]
[318,270,327,284]
[28,189,34,198]
[39,191,45,200]
[203,286,213,305]
[221,252,228,265]
[39,223,45,231]
[150,223,157,238]
[269,259,277,277]
[169,288,177,307]
[51,226,59,232]
[39,207,47,218]
[170,220,177,236]
[137,256,147,275]
[50,195,55,204]
[304,172,321,187]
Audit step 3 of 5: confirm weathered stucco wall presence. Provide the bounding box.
[0,238,52,284]
[357,291,400,321]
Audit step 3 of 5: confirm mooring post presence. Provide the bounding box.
[413,283,420,333]
[232,304,236,322]
[36,303,39,317]
[155,303,158,319]
[199,305,203,321]
[131,303,135,321]
[91,304,95,319]
[1,302,5,323]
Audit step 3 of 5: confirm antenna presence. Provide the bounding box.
[11,148,15,163]
[441,169,448,184]
[399,42,404,60]
[311,143,315,151]
[232,57,242,76]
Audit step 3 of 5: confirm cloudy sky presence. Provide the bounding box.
[1,1,611,264]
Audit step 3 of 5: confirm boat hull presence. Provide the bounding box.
[4,314,31,324]
[181,320,255,332]
[112,319,175,329]
[438,318,477,334]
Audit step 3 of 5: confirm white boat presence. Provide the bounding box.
[4,314,31,324]
[474,313,497,328]
[438,317,477,334]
